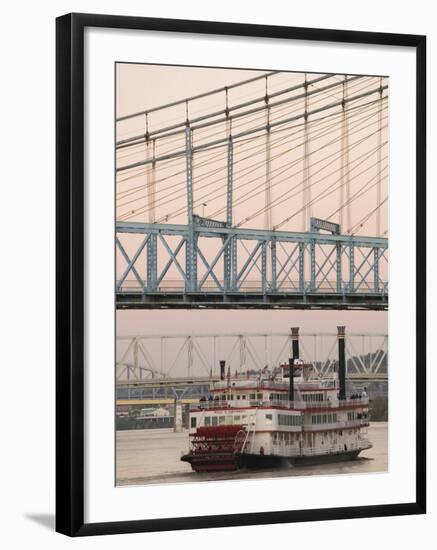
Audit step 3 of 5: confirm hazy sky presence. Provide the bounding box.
[117,308,387,338]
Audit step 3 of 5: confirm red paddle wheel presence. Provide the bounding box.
[181,425,247,472]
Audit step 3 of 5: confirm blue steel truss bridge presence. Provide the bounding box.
[116,69,389,310]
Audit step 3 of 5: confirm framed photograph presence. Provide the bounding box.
[56,13,426,536]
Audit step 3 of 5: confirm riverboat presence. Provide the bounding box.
[181,326,371,472]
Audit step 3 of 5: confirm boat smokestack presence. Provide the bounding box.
[219,360,226,381]
[337,326,346,400]
[291,327,299,360]
[288,357,294,404]
[289,327,299,403]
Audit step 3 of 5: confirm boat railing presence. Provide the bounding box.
[293,400,334,410]
[190,397,369,412]
[190,401,231,410]
[191,399,291,410]
[338,397,369,407]
[337,419,370,428]
[250,399,292,408]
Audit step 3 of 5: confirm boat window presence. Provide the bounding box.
[241,395,246,400]
[265,414,273,425]
[191,417,197,429]
[303,392,324,402]
[212,416,218,426]
[250,393,256,400]
[257,393,263,399]
[278,414,301,426]
[236,395,241,400]
[219,416,226,425]
[204,416,211,426]
[225,416,233,425]
[234,415,240,422]
[311,413,337,425]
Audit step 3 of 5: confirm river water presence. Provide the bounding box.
[116,422,388,486]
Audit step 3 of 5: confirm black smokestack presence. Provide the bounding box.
[337,326,346,400]
[289,327,299,403]
[219,360,226,381]
[291,327,299,361]
[288,357,294,404]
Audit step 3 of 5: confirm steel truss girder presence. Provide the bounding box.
[116,333,388,385]
[116,222,388,309]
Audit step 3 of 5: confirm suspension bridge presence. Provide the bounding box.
[116,70,388,309]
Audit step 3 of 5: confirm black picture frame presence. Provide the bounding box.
[56,12,426,537]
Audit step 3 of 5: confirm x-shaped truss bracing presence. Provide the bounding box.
[116,222,388,308]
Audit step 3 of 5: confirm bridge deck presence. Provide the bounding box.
[117,291,387,310]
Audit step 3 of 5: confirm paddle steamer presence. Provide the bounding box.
[181,326,371,472]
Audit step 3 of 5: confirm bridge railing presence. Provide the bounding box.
[118,278,389,294]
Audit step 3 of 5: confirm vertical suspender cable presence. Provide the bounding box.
[225,87,233,227]
[376,77,383,237]
[144,113,150,222]
[345,77,351,232]
[265,75,272,231]
[264,76,272,290]
[341,76,351,233]
[340,80,345,230]
[224,87,233,292]
[303,74,311,231]
[147,138,156,224]
[185,100,197,291]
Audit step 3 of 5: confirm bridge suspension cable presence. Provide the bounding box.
[116,70,279,122]
[120,101,387,226]
[117,82,387,173]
